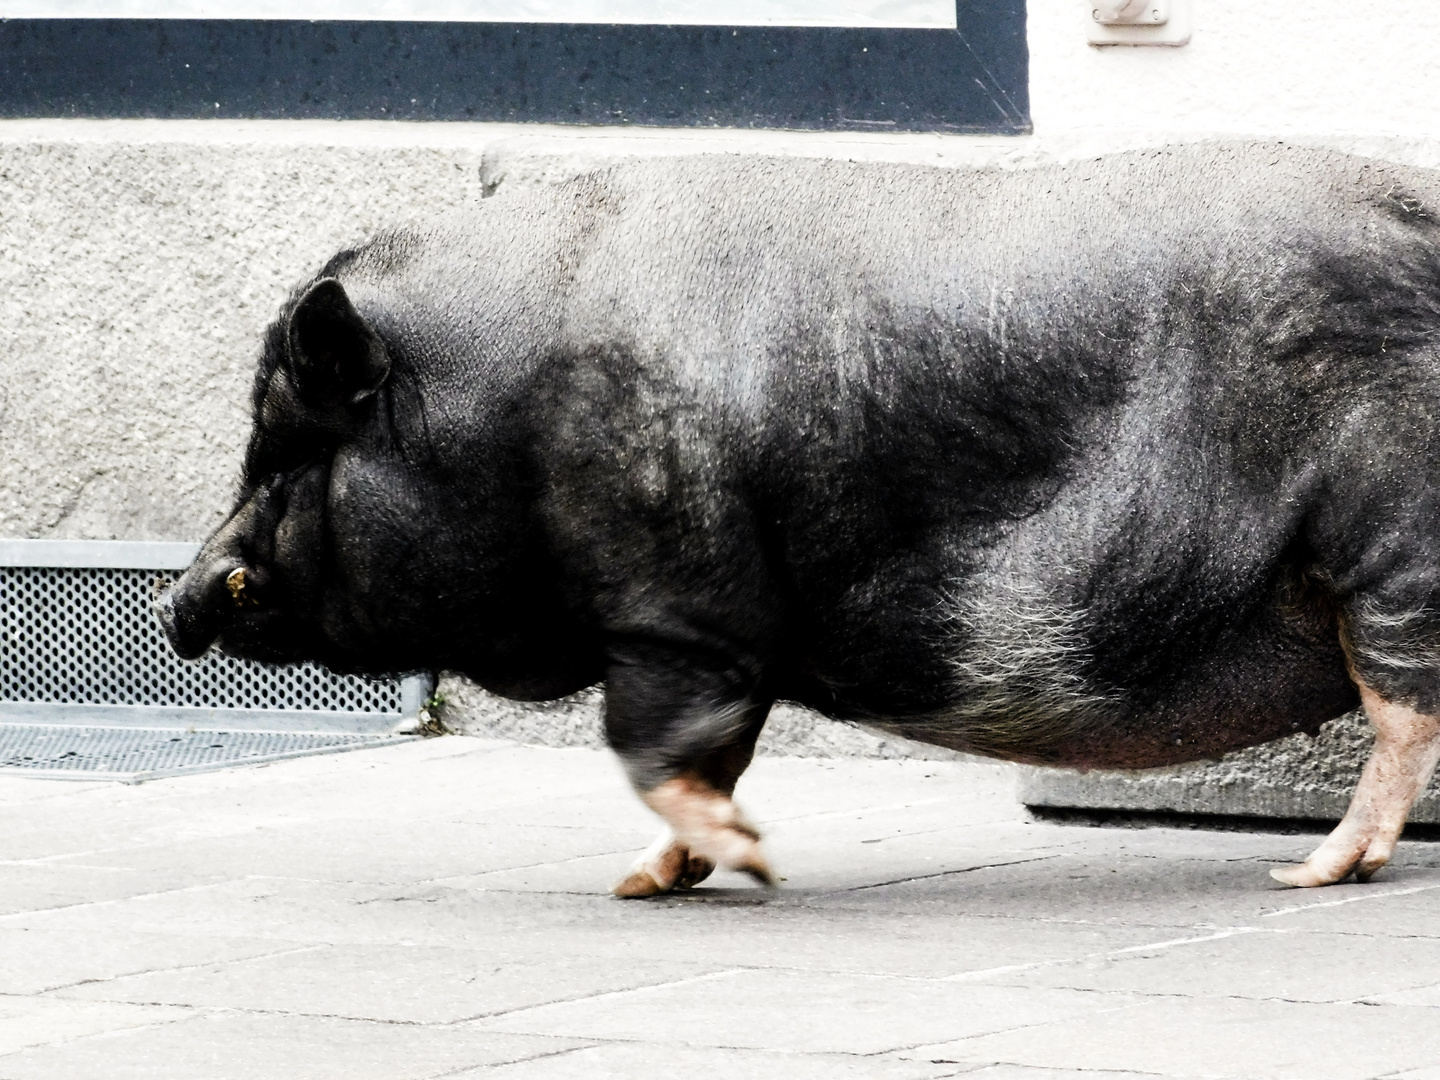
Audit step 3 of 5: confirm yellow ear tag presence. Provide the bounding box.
[226,567,256,607]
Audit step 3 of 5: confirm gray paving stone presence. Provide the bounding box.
[455,828,1066,897]
[189,886,1167,982]
[953,1070,1199,1080]
[763,820,1075,894]
[446,790,653,831]
[602,910,1178,981]
[2,739,1439,1078]
[475,901,1181,980]
[1362,982,1440,1007]
[473,968,1145,1055]
[434,849,695,894]
[1254,875,1440,938]
[44,818,650,886]
[1,876,625,948]
[1012,823,1338,863]
[270,742,634,823]
[53,941,728,1024]
[0,777,110,806]
[434,762,1047,896]
[976,927,1440,1003]
[821,851,1371,927]
[734,757,1020,825]
[907,997,1440,1079]
[0,927,311,995]
[0,1012,586,1080]
[0,997,190,1057]
[0,740,524,864]
[0,864,216,919]
[452,1042,977,1078]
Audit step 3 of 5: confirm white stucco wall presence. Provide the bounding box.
[1029,0,1440,144]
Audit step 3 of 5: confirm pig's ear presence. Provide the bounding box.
[286,278,391,408]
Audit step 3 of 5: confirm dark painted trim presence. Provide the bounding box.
[0,3,1028,131]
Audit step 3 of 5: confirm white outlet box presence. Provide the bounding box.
[1088,0,1191,45]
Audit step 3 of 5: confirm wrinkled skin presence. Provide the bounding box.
[158,145,1440,894]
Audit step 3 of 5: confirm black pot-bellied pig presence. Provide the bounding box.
[157,144,1440,896]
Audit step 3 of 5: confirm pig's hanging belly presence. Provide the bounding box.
[856,576,1357,770]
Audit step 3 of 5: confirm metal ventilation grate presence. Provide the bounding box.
[1,566,400,714]
[0,540,431,741]
[0,723,397,783]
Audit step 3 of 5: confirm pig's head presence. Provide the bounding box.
[154,276,408,671]
[154,271,588,693]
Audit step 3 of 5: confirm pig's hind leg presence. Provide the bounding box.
[1271,683,1440,887]
[603,643,774,898]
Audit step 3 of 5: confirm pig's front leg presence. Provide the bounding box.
[1271,683,1440,887]
[601,641,774,898]
[622,769,775,896]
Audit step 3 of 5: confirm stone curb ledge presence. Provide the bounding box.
[1020,710,1440,825]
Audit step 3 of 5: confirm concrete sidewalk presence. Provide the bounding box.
[1,737,1439,1079]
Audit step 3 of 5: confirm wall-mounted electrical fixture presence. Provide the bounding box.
[1088,0,1191,46]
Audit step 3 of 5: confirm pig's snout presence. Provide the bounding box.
[153,577,214,661]
[153,558,269,661]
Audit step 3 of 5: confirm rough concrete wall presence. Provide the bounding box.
[0,130,487,544]
[432,676,964,761]
[1015,710,1440,825]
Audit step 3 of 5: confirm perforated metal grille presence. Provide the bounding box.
[0,566,402,714]
[0,723,396,779]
